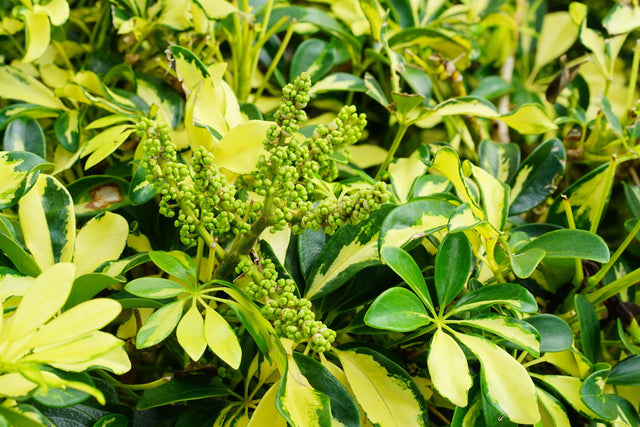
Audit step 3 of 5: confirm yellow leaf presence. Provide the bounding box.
[348,144,388,168]
[533,12,580,72]
[248,381,288,427]
[454,332,540,424]
[19,174,75,269]
[0,373,38,398]
[177,303,207,361]
[428,328,471,407]
[388,151,428,203]
[204,306,242,369]
[52,345,131,375]
[185,82,217,152]
[73,212,128,276]
[469,163,509,231]
[0,65,66,110]
[336,349,427,426]
[195,0,242,19]
[23,331,123,365]
[34,0,70,26]
[8,263,75,342]
[27,299,121,348]
[83,125,136,170]
[213,120,271,174]
[22,11,50,64]
[0,273,33,302]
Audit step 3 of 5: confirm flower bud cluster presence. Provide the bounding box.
[246,73,390,235]
[137,119,252,245]
[235,257,336,353]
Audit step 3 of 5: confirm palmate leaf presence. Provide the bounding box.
[381,246,434,312]
[203,306,242,369]
[364,287,431,332]
[435,231,472,307]
[176,302,207,361]
[136,300,185,349]
[452,283,538,314]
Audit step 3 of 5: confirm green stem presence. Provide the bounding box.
[252,19,296,103]
[96,370,170,390]
[627,39,640,114]
[587,266,640,305]
[588,218,640,289]
[375,121,409,180]
[213,214,269,281]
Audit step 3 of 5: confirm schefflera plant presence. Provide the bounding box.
[365,234,542,425]
[0,263,129,425]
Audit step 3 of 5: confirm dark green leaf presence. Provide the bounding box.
[509,139,566,215]
[517,229,609,262]
[33,370,93,408]
[137,377,229,410]
[92,414,128,427]
[292,353,360,427]
[524,314,573,352]
[298,228,326,279]
[64,273,125,309]
[477,139,520,182]
[0,406,46,427]
[129,163,157,205]
[365,287,431,332]
[0,232,41,276]
[3,117,46,158]
[381,246,434,312]
[290,39,335,82]
[471,76,513,100]
[54,111,81,153]
[0,151,50,210]
[453,284,538,313]
[510,248,545,278]
[608,355,640,385]
[580,368,617,421]
[435,232,471,307]
[575,294,600,363]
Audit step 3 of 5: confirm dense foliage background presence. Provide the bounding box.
[2,0,640,426]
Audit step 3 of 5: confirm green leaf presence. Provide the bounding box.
[575,294,600,364]
[390,92,426,118]
[137,377,229,410]
[0,232,41,276]
[452,315,540,357]
[364,287,431,332]
[129,162,157,205]
[54,110,81,152]
[277,352,332,427]
[136,300,185,348]
[32,370,93,408]
[411,175,450,198]
[291,39,335,82]
[136,74,184,129]
[3,117,46,158]
[291,352,360,427]
[66,176,129,217]
[0,66,66,110]
[524,314,573,353]
[428,328,471,407]
[204,306,242,369]
[125,278,186,299]
[509,139,566,215]
[306,205,393,300]
[470,163,510,231]
[435,232,471,307]
[149,251,195,285]
[532,374,603,420]
[388,151,428,202]
[335,347,428,426]
[379,198,455,249]
[381,246,434,312]
[0,406,46,427]
[510,248,546,278]
[478,139,520,182]
[608,355,640,385]
[0,151,50,210]
[580,368,617,420]
[454,332,540,424]
[64,273,124,309]
[517,229,609,262]
[453,283,538,313]
[310,73,367,95]
[93,414,129,427]
[547,162,615,229]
